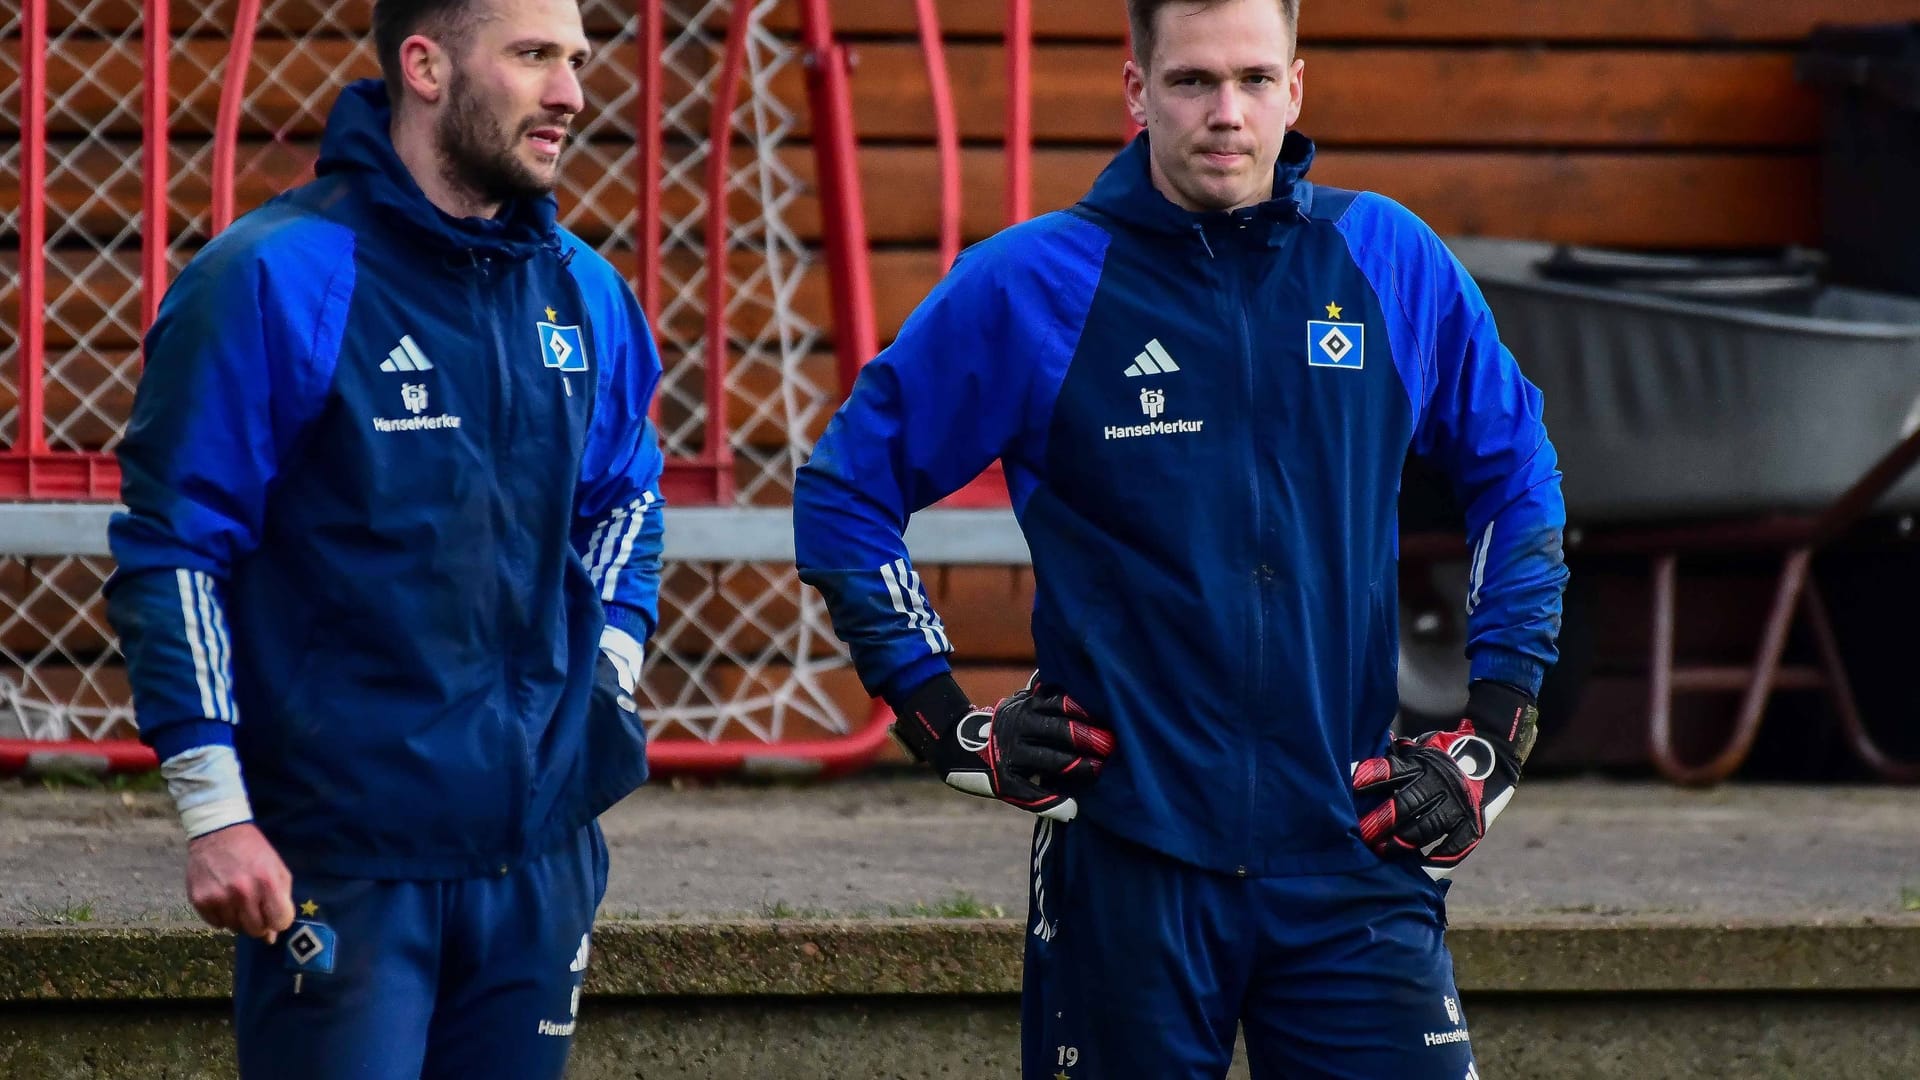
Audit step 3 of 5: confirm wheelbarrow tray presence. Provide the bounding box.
[1447,237,1920,525]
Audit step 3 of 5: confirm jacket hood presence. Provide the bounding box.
[315,79,559,261]
[1079,129,1318,237]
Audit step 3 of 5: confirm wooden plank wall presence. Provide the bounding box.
[1,0,1901,734]
[5,1,1896,346]
[795,0,1894,714]
[6,0,1895,436]
[819,0,1914,252]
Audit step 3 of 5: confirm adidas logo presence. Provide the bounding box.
[568,933,590,973]
[379,335,435,373]
[1124,339,1180,377]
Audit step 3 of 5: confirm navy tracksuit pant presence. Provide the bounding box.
[1022,820,1476,1079]
[233,823,608,1079]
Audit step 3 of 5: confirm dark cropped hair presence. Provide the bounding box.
[372,0,489,99]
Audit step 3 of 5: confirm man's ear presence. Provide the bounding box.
[397,33,450,105]
[1283,56,1305,130]
[1124,59,1148,129]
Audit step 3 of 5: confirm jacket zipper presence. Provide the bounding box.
[1206,220,1262,877]
[1240,235,1267,879]
[476,254,517,452]
[471,251,532,865]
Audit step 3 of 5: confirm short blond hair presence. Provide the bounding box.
[1126,0,1299,70]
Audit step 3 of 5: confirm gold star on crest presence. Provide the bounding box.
[544,306,558,321]
[1325,301,1343,319]
[299,899,319,917]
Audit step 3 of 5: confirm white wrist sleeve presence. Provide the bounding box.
[161,744,255,840]
[600,624,644,696]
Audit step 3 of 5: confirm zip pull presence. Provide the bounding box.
[1192,223,1217,260]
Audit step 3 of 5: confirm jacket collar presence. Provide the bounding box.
[315,79,559,262]
[1078,129,1317,240]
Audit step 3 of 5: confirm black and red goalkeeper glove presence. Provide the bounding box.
[888,672,1116,822]
[1352,680,1539,880]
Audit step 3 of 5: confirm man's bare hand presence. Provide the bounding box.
[186,823,295,943]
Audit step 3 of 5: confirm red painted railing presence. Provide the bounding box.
[1,0,124,499]
[913,0,962,272]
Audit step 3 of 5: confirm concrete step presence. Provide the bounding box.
[2,919,1917,1078]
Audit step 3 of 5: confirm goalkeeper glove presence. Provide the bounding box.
[888,672,1116,822]
[1351,680,1539,880]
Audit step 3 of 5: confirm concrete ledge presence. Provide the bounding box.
[4,917,1917,1004]
[5,920,1919,1080]
[1448,916,1920,993]
[0,505,1033,563]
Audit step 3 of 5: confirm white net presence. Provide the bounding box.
[650,0,836,505]
[0,0,858,754]
[0,556,130,743]
[637,0,849,745]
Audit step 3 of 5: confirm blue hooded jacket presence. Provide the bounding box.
[794,133,1566,877]
[107,80,666,879]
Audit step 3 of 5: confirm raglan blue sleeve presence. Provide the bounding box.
[794,242,1049,701]
[564,235,666,646]
[1341,194,1568,696]
[105,221,353,761]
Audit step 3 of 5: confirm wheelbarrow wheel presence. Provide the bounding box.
[1813,549,1920,777]
[1396,559,1595,763]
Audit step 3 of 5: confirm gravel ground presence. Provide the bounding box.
[2,775,1916,927]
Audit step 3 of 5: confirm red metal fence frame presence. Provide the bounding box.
[1004,0,1031,225]
[2,0,905,777]
[913,0,961,273]
[2,0,120,498]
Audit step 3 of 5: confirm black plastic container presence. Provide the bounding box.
[1797,23,1920,297]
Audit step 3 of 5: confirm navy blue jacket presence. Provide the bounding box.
[107,81,665,879]
[794,134,1566,877]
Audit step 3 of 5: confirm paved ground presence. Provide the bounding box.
[1,774,1916,927]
